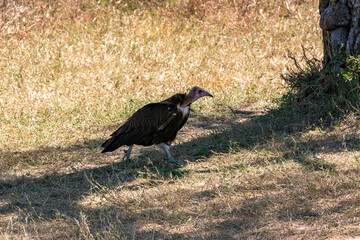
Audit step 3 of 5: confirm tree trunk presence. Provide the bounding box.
[319,0,360,66]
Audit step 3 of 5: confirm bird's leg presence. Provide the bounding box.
[122,145,133,167]
[157,143,180,163]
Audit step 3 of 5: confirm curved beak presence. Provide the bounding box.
[202,90,213,98]
[204,91,213,98]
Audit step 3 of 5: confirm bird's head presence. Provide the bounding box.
[184,86,213,106]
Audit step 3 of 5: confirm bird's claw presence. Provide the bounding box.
[168,159,180,164]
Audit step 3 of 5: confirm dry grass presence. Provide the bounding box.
[0,0,321,152]
[2,0,359,239]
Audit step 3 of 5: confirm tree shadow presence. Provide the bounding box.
[1,103,359,238]
[66,165,360,239]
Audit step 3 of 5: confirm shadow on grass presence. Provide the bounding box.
[61,165,360,239]
[1,102,359,238]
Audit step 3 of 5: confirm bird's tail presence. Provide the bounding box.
[101,138,115,153]
[101,133,127,153]
[101,139,110,148]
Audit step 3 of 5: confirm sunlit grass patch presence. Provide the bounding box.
[0,0,321,151]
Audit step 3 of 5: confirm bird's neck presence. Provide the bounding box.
[181,93,195,107]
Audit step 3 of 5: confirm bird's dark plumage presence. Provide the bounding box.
[101,86,213,165]
[101,94,188,152]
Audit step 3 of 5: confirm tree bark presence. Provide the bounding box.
[319,0,360,66]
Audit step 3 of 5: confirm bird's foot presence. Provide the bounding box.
[168,159,181,164]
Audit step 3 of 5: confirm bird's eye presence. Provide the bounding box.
[199,90,203,93]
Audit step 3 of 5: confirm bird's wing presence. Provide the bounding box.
[102,102,178,151]
[126,102,178,131]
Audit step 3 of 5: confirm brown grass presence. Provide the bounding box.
[0,0,320,152]
[2,0,359,239]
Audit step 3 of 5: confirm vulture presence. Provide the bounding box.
[101,86,213,166]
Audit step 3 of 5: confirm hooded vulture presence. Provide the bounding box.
[101,86,213,166]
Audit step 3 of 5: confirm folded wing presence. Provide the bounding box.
[101,102,179,153]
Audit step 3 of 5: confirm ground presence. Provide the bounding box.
[1,1,359,239]
[2,105,360,239]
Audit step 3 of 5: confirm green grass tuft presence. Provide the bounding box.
[281,54,360,119]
